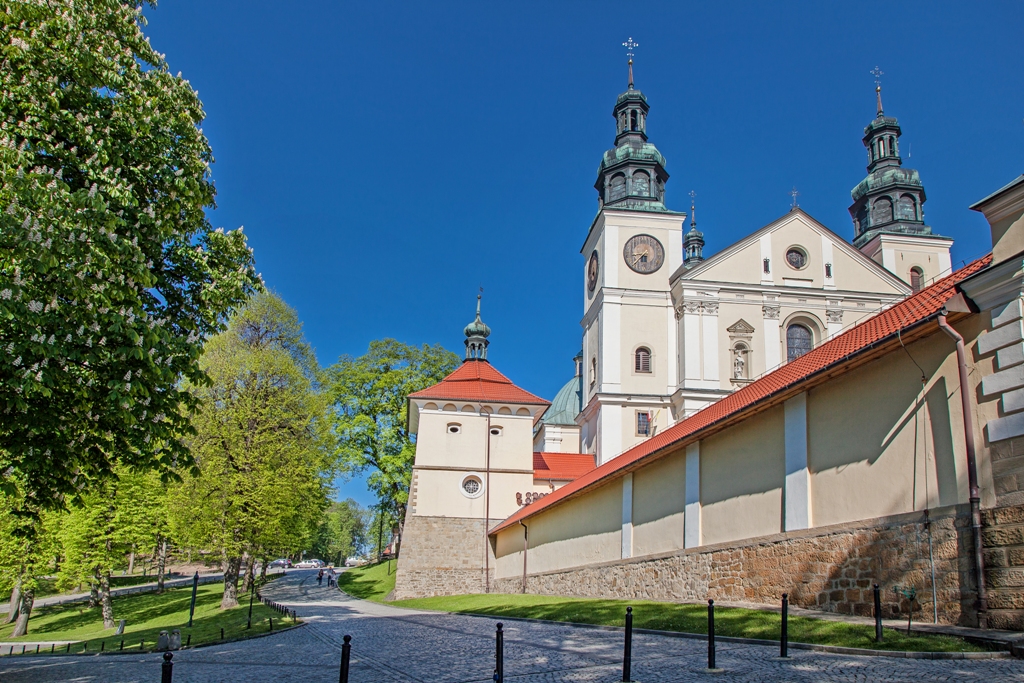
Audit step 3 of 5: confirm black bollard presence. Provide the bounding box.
[338,634,351,683]
[120,639,124,651]
[140,640,144,650]
[622,606,633,682]
[220,627,224,640]
[269,617,273,631]
[187,571,199,628]
[873,584,883,642]
[66,643,70,653]
[780,593,789,658]
[51,644,54,653]
[707,599,716,670]
[99,641,104,652]
[186,634,191,647]
[21,645,25,655]
[161,652,173,683]
[36,644,40,654]
[494,622,504,683]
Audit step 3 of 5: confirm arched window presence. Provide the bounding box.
[871,197,893,224]
[910,267,924,293]
[897,195,916,221]
[632,172,650,197]
[634,347,651,373]
[630,110,638,131]
[590,358,597,386]
[609,174,626,201]
[786,324,813,363]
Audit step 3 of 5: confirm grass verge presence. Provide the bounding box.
[390,593,988,653]
[337,561,396,602]
[0,579,294,654]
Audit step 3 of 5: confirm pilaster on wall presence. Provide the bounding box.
[622,473,633,559]
[784,393,811,531]
[684,442,701,548]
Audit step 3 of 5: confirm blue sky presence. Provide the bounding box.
[143,1,1023,507]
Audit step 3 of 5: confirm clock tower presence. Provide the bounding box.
[579,50,686,465]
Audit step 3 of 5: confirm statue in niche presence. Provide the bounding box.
[732,349,746,379]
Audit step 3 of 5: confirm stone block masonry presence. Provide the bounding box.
[981,503,1024,629]
[393,515,498,600]
[493,505,981,626]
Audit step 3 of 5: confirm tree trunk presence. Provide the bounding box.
[127,545,136,575]
[243,555,256,593]
[10,589,33,637]
[259,558,268,583]
[221,556,242,608]
[99,571,115,629]
[157,537,167,593]
[89,574,99,608]
[5,579,20,624]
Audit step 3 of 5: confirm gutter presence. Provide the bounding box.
[937,309,988,628]
[519,521,528,594]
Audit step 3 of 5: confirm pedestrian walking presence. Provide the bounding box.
[317,569,323,586]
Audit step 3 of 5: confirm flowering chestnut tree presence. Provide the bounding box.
[0,1,261,510]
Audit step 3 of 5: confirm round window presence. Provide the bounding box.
[786,248,808,270]
[461,475,484,498]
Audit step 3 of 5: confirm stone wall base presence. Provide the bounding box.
[493,505,978,626]
[982,503,1024,630]
[393,515,498,600]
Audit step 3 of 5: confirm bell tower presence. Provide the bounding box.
[579,39,686,465]
[849,68,952,289]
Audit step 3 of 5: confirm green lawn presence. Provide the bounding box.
[387,593,988,654]
[337,561,396,602]
[3,572,205,602]
[0,581,294,653]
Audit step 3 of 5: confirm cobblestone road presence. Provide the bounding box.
[0,569,1021,682]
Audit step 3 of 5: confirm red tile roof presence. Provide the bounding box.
[492,255,993,535]
[533,452,596,481]
[408,359,549,405]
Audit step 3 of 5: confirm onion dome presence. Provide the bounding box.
[464,294,490,360]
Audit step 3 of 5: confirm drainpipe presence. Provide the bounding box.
[937,309,988,627]
[520,521,528,594]
[485,411,492,594]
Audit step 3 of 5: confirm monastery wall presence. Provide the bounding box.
[493,504,978,626]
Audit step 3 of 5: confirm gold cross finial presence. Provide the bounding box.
[622,37,638,88]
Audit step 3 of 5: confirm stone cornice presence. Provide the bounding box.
[959,256,1023,311]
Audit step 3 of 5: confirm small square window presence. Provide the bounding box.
[636,411,651,437]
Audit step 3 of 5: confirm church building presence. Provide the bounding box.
[391,59,1024,631]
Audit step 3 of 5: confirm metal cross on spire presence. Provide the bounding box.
[689,190,697,227]
[870,66,884,115]
[622,37,638,88]
[790,187,800,210]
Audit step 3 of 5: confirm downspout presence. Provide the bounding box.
[937,309,988,627]
[520,521,528,594]
[485,412,492,594]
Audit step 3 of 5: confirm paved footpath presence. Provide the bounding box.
[1,569,1022,682]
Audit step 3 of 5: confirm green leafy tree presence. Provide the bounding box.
[328,340,458,531]
[0,496,58,637]
[0,0,260,511]
[169,292,333,607]
[310,499,367,566]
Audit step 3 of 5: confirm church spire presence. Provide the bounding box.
[683,190,705,265]
[848,69,934,249]
[463,292,491,361]
[594,38,677,215]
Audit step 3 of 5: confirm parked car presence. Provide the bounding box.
[267,558,291,569]
[295,559,323,568]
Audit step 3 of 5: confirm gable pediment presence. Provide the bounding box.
[726,319,755,334]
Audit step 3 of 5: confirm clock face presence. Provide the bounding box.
[623,234,665,274]
[587,251,600,292]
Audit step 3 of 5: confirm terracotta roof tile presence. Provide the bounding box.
[492,255,992,535]
[533,452,596,481]
[409,360,549,405]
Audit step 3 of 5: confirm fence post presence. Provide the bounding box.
[707,599,716,670]
[187,572,199,628]
[622,606,633,682]
[161,652,173,683]
[494,622,504,682]
[780,593,789,658]
[874,584,883,642]
[338,634,351,683]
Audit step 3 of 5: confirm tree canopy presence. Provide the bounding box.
[0,0,260,511]
[329,339,459,521]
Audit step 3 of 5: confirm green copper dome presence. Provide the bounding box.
[542,374,582,426]
[597,142,667,175]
